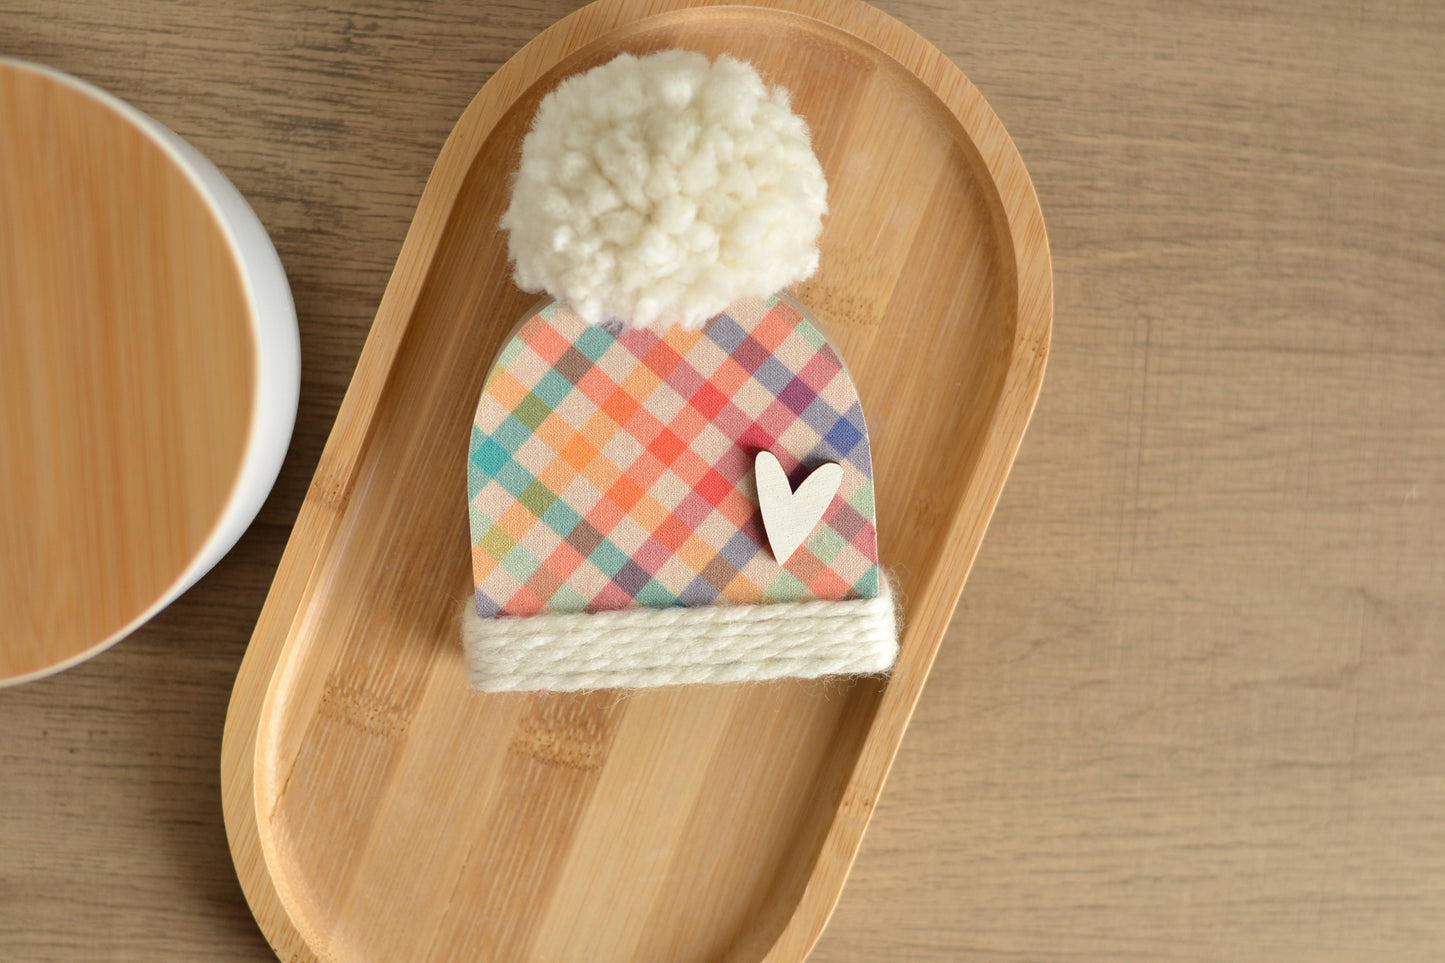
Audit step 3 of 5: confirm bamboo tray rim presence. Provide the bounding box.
[223,1,1051,960]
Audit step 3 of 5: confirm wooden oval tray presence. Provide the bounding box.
[221,0,1051,960]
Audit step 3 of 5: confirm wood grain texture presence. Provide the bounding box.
[2,1,1444,961]
[0,60,255,682]
[237,3,1049,960]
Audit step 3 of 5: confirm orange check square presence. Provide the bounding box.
[606,474,646,512]
[534,412,573,451]
[709,356,749,395]
[620,363,662,399]
[676,533,714,571]
[500,501,538,539]
[581,409,618,448]
[561,433,600,471]
[602,386,641,424]
[537,456,576,492]
[485,368,529,409]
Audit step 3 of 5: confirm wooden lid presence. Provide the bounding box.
[0,61,256,683]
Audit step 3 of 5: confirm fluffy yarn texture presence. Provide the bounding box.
[462,576,898,693]
[501,50,828,330]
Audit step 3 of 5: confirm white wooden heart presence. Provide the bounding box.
[754,451,844,564]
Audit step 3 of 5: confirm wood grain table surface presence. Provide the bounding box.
[2,1,1442,960]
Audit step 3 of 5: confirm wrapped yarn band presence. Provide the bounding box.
[463,575,898,692]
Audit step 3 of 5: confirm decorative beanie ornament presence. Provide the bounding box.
[464,50,898,692]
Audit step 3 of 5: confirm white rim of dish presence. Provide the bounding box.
[0,58,301,686]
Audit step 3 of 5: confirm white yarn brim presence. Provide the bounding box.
[462,575,899,693]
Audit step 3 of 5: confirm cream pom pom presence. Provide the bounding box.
[500,50,828,330]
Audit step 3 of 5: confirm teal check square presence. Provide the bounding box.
[635,579,676,609]
[495,336,525,369]
[762,569,806,603]
[588,539,629,578]
[848,479,875,516]
[471,435,510,475]
[532,370,573,408]
[494,460,535,497]
[807,526,847,565]
[574,324,614,362]
[797,319,827,349]
[540,499,582,537]
[548,583,586,613]
[500,546,541,581]
[493,414,530,454]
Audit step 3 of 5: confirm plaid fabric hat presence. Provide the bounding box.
[460,51,898,691]
[463,294,896,691]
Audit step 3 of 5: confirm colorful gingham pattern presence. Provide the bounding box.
[468,294,878,618]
